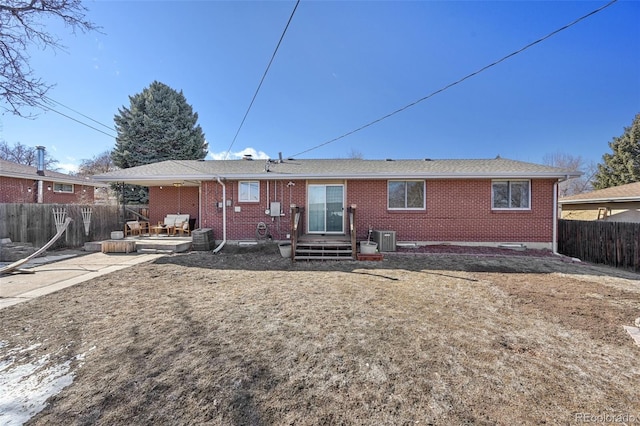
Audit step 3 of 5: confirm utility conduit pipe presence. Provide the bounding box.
[213,177,227,253]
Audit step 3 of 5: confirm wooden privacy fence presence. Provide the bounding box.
[557,219,640,272]
[0,203,122,249]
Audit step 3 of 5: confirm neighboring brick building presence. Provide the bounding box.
[0,158,104,204]
[94,157,580,250]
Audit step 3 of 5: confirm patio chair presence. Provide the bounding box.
[124,220,143,237]
[175,220,191,236]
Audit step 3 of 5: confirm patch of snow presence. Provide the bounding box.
[0,344,79,426]
[623,325,640,347]
[18,344,41,353]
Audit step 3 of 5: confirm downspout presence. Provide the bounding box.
[553,175,571,256]
[198,183,202,231]
[552,180,558,255]
[213,177,227,253]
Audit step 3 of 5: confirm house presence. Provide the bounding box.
[0,156,105,204]
[93,156,579,254]
[559,181,640,223]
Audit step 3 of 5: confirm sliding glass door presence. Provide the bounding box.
[308,184,344,234]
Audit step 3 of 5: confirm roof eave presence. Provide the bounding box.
[2,171,107,187]
[559,196,640,205]
[223,172,579,180]
[94,171,577,182]
[93,174,211,182]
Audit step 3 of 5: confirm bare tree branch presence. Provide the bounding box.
[543,152,594,196]
[0,0,98,117]
[0,140,58,168]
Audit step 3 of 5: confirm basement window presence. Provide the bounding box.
[53,183,74,193]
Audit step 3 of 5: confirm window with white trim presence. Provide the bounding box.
[492,180,530,209]
[239,181,259,202]
[388,180,425,210]
[53,183,74,193]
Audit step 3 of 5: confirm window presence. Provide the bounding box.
[239,181,259,202]
[53,183,74,193]
[388,180,425,210]
[492,180,530,209]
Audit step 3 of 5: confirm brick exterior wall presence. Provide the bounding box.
[0,176,95,204]
[148,186,200,228]
[197,180,306,241]
[190,178,556,244]
[348,179,554,243]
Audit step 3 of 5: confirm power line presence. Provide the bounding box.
[38,101,118,139]
[44,96,116,132]
[223,0,300,160]
[289,0,619,159]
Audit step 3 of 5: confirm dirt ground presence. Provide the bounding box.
[1,244,639,425]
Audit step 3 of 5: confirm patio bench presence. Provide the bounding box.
[157,214,190,236]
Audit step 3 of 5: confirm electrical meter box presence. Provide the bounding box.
[270,202,281,217]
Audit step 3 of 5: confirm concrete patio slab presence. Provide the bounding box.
[0,252,165,310]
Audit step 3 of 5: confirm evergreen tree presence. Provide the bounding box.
[593,113,640,190]
[112,81,208,203]
[113,81,207,168]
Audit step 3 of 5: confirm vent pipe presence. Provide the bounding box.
[36,146,45,176]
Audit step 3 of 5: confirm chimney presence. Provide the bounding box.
[36,146,45,176]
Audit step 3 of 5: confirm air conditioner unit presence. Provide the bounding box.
[372,230,396,252]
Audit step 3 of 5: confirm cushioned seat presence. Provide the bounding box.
[125,220,142,237]
[160,214,190,236]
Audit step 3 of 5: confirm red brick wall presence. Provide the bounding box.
[199,180,306,241]
[0,177,36,203]
[348,179,555,243]
[0,177,95,204]
[172,178,556,243]
[148,186,200,227]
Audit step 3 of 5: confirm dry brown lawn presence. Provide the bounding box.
[1,244,639,425]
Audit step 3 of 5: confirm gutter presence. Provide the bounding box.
[212,177,227,253]
[92,172,581,183]
[559,196,640,205]
[204,172,581,181]
[2,171,108,187]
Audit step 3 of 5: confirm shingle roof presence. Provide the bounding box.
[0,159,105,186]
[559,181,640,204]
[92,157,579,186]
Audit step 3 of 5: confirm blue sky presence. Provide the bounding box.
[1,0,638,174]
